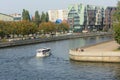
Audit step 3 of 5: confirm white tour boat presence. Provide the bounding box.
[36,48,51,57]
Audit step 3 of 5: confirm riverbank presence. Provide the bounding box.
[0,32,112,48]
[69,41,120,62]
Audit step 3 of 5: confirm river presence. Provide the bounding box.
[0,36,120,80]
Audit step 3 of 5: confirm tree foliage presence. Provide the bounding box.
[0,7,71,39]
[113,1,120,44]
[34,11,41,26]
[22,9,31,21]
[41,12,46,22]
[39,22,56,34]
[0,21,38,38]
[39,22,69,34]
[113,23,120,44]
[56,22,69,33]
[46,12,49,22]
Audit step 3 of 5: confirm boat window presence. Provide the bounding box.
[42,49,50,53]
[38,51,42,53]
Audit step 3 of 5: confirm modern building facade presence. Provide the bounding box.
[0,13,14,21]
[104,7,116,31]
[68,4,85,32]
[67,3,115,32]
[95,6,106,31]
[48,9,68,22]
[86,5,96,31]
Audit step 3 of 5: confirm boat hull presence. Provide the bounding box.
[36,51,51,57]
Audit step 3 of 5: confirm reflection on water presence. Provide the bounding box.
[0,36,119,80]
[70,61,120,80]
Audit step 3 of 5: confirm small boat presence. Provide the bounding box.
[36,48,51,57]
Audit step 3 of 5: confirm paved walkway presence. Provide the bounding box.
[84,41,120,52]
[69,41,120,62]
[70,40,120,55]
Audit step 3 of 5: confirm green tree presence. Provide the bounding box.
[26,10,31,21]
[22,9,31,21]
[0,29,5,38]
[0,21,38,39]
[41,12,46,22]
[39,22,56,34]
[22,9,26,20]
[20,21,37,35]
[46,12,49,22]
[57,22,69,33]
[113,1,120,44]
[34,11,41,26]
[0,21,5,38]
[113,23,120,44]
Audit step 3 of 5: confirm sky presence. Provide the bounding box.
[0,0,118,15]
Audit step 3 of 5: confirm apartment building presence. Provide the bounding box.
[104,7,116,31]
[68,4,108,32]
[48,9,68,22]
[68,4,85,32]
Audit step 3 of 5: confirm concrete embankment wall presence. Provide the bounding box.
[69,50,120,62]
[0,33,112,48]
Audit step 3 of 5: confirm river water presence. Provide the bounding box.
[0,36,120,80]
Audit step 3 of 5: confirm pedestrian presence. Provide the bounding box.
[81,49,84,52]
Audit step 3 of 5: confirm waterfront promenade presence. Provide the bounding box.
[84,41,119,51]
[0,32,112,48]
[69,41,120,62]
